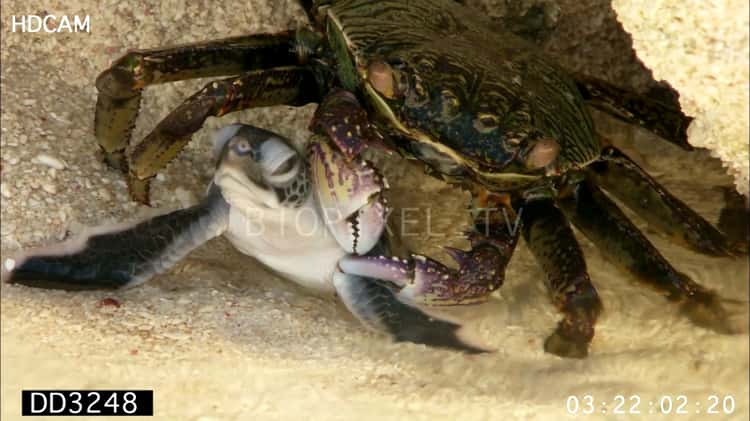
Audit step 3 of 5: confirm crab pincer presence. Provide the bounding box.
[341,224,518,307]
[307,90,392,255]
[307,138,387,255]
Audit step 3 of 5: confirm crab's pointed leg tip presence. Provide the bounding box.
[544,331,590,359]
[443,246,470,265]
[99,149,127,172]
[680,293,749,335]
[126,173,153,206]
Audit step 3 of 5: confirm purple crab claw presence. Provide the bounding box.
[308,137,388,255]
[310,89,392,159]
[339,234,515,306]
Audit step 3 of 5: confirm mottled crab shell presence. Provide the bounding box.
[323,0,602,189]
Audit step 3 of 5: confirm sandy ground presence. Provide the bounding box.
[1,1,748,420]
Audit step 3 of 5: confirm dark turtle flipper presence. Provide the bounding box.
[2,186,229,290]
[333,272,490,354]
[333,237,491,354]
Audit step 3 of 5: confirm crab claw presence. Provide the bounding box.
[308,137,387,255]
[339,232,516,306]
[310,89,391,159]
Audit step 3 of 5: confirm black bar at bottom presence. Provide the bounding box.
[22,390,153,416]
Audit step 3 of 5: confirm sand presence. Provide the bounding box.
[1,1,748,420]
[613,0,750,195]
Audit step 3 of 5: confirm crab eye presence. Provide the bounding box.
[525,138,560,169]
[368,60,410,100]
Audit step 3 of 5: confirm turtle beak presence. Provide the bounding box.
[258,138,299,186]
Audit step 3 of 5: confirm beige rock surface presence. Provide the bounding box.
[613,0,750,195]
[1,1,748,420]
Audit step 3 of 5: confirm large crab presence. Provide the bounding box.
[7,0,746,358]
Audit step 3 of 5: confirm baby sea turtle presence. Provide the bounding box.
[2,124,492,353]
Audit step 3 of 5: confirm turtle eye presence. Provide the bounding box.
[231,138,253,156]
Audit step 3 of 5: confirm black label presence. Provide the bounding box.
[22,390,153,416]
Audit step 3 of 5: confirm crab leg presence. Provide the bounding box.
[559,179,745,334]
[2,186,229,290]
[128,67,321,202]
[520,199,603,358]
[588,147,735,256]
[717,186,749,252]
[96,30,311,165]
[95,30,326,203]
[574,78,693,150]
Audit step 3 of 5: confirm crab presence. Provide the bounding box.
[7,0,746,358]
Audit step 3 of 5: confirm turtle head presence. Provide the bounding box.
[212,124,308,208]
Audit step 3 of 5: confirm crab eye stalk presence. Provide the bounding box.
[525,138,560,169]
[368,60,400,99]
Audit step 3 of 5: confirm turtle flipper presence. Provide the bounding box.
[332,235,490,354]
[333,271,490,354]
[2,186,229,290]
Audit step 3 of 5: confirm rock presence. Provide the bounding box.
[32,153,66,170]
[612,0,749,195]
